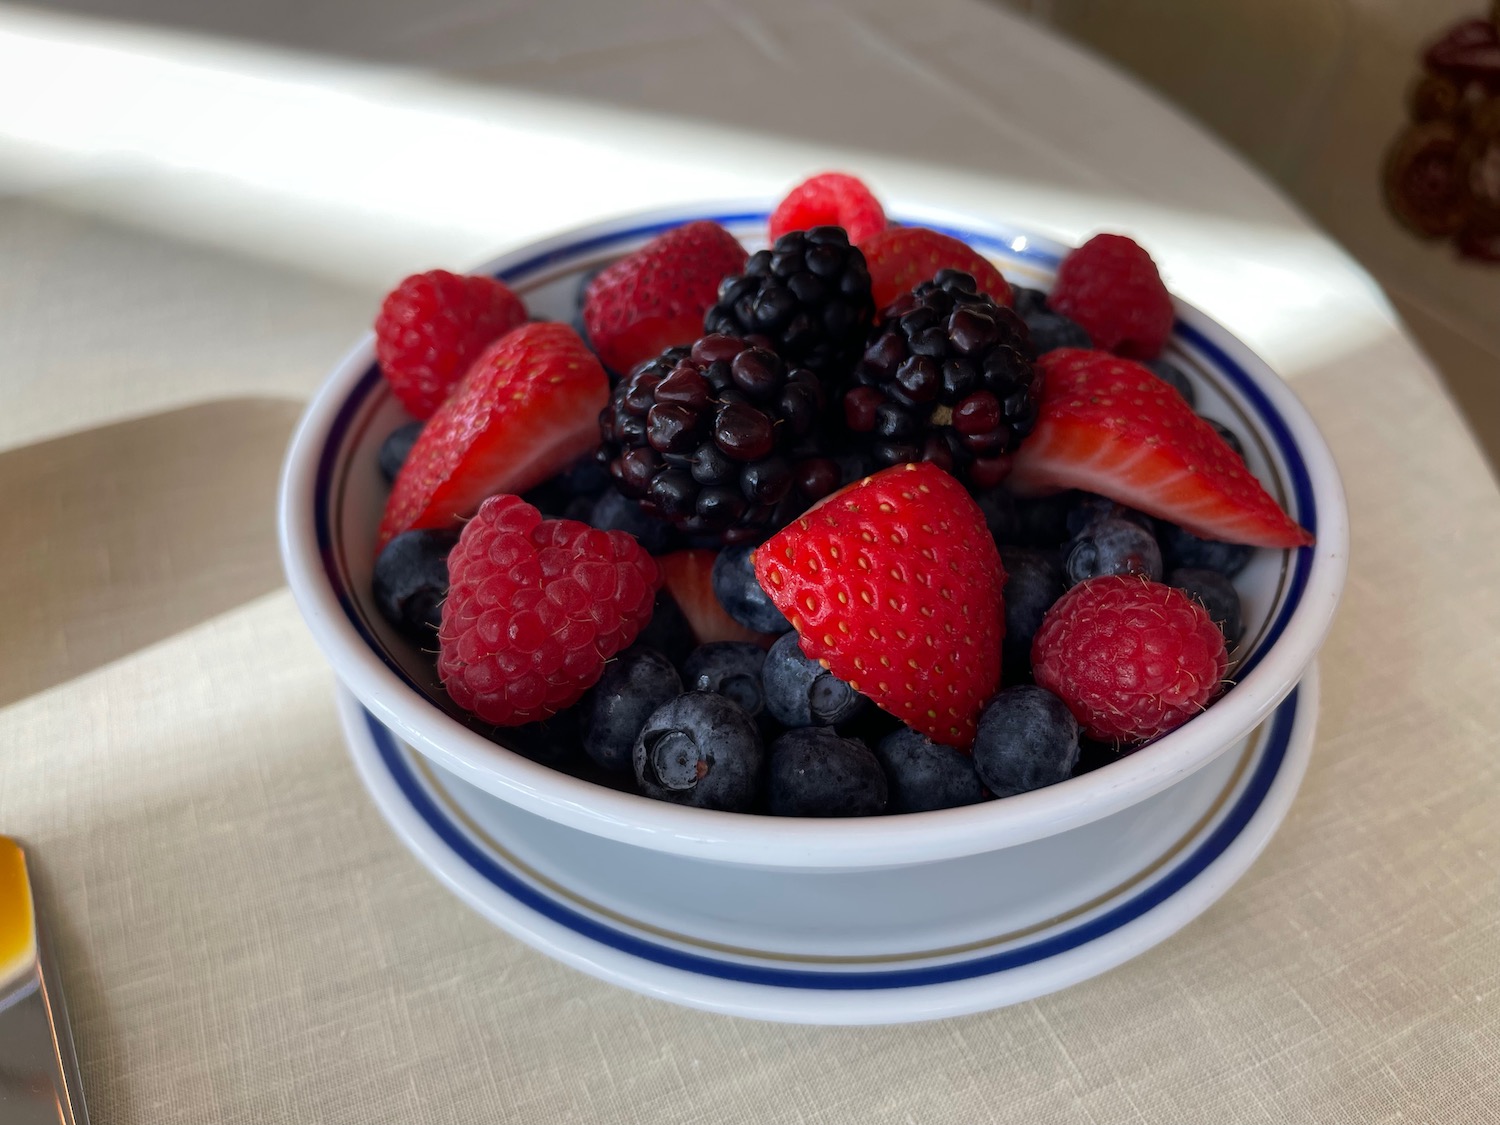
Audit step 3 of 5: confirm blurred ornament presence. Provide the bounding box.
[1425,19,1500,89]
[1385,122,1467,237]
[1384,11,1500,261]
[1410,74,1462,121]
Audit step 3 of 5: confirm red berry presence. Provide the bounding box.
[753,462,1004,748]
[1008,349,1313,549]
[378,322,609,548]
[375,270,528,419]
[1048,234,1173,359]
[1031,575,1228,743]
[438,495,661,726]
[583,220,747,375]
[859,226,1014,311]
[657,550,778,648]
[769,172,887,244]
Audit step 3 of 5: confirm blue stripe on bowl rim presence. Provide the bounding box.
[365,684,1297,989]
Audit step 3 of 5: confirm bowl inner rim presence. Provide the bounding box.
[281,202,1346,866]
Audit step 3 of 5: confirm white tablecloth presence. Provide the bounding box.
[2,1,1497,1121]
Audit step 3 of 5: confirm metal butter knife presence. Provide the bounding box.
[0,837,89,1125]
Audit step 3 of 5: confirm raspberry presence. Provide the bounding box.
[769,172,887,245]
[437,495,660,726]
[375,270,528,419]
[1030,575,1228,743]
[1048,235,1174,360]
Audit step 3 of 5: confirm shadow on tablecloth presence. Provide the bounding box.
[0,398,303,708]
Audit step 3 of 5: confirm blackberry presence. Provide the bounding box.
[599,335,839,542]
[844,270,1039,489]
[703,226,874,378]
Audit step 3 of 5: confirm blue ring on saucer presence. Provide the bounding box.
[365,685,1296,989]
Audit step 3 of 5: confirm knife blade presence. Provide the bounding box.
[0,837,89,1125]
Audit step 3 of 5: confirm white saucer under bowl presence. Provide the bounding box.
[340,664,1318,1025]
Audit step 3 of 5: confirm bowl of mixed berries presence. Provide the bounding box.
[280,173,1345,874]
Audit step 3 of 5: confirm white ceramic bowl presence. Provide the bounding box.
[278,202,1347,873]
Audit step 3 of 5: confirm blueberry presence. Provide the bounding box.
[711,544,791,633]
[875,728,985,812]
[1167,567,1244,645]
[1158,522,1254,578]
[1022,311,1092,356]
[636,590,695,667]
[1009,492,1077,548]
[1064,494,1155,538]
[562,495,595,522]
[1205,418,1246,461]
[581,647,683,773]
[973,685,1080,795]
[1010,285,1092,355]
[526,456,613,517]
[372,528,456,640]
[1011,286,1047,316]
[496,708,582,771]
[377,420,423,484]
[999,546,1065,681]
[588,488,677,554]
[767,728,887,817]
[522,479,571,517]
[1071,736,1123,777]
[683,642,768,721]
[762,631,867,727]
[1064,516,1163,585]
[633,692,764,811]
[561,455,611,498]
[971,486,1018,545]
[1144,358,1196,408]
[834,451,877,487]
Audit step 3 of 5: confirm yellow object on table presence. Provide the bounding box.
[0,836,37,992]
[2,0,1500,1121]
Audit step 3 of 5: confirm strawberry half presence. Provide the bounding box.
[1008,349,1314,548]
[859,226,1014,311]
[657,550,779,648]
[582,220,748,375]
[754,462,1004,748]
[378,322,609,548]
